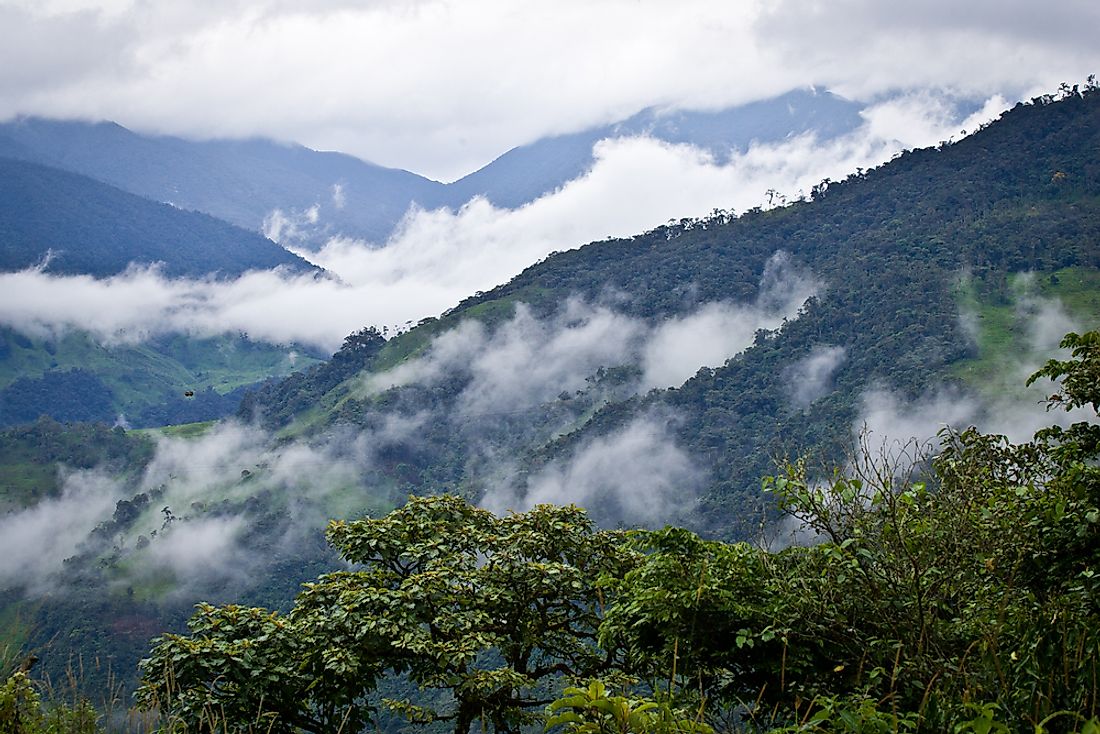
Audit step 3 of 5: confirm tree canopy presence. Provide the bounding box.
[131,328,1100,733]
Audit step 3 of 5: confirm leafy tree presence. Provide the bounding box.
[594,329,1100,731]
[0,672,101,734]
[137,496,638,733]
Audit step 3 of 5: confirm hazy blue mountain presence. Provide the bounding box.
[0,157,317,277]
[0,118,446,245]
[447,89,865,208]
[0,89,867,244]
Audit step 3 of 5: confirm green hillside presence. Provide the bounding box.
[0,157,318,277]
[251,88,1100,534]
[0,328,322,428]
[2,88,1099,719]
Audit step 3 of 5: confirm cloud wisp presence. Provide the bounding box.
[482,411,706,528]
[2,1,1096,180]
[0,95,999,353]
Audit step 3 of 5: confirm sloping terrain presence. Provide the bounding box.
[1,89,1098,700]
[249,89,1100,534]
[0,157,318,277]
[0,327,322,428]
[0,90,866,244]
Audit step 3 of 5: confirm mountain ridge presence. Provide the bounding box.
[0,156,319,278]
[246,88,1100,534]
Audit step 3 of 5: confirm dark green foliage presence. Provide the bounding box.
[128,385,250,428]
[133,332,1100,731]
[0,672,102,734]
[237,326,387,429]
[254,89,1100,534]
[594,332,1100,731]
[0,370,116,426]
[0,157,317,277]
[137,497,639,733]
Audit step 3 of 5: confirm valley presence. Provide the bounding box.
[1,78,1099,732]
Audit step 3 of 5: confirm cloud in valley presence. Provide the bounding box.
[0,96,999,352]
[482,413,706,527]
[367,251,818,412]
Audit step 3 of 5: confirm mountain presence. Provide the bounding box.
[0,157,318,277]
[0,327,323,428]
[245,88,1100,533]
[0,119,443,245]
[446,89,865,208]
[0,89,867,245]
[1,88,1098,702]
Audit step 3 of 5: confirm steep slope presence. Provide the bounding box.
[0,119,444,245]
[0,90,866,244]
[0,157,318,277]
[447,89,864,208]
[0,327,323,428]
[2,89,1096,702]
[251,89,1100,534]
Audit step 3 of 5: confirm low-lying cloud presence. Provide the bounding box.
[0,417,415,598]
[0,469,119,593]
[786,345,847,409]
[367,251,818,417]
[0,94,1004,352]
[482,412,706,528]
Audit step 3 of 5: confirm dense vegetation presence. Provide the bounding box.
[251,86,1100,536]
[2,87,1099,732]
[8,328,1091,732]
[0,328,322,428]
[0,157,316,277]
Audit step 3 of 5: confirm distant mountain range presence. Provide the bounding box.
[0,157,317,277]
[0,89,866,246]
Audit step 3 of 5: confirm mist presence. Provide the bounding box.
[482,412,706,528]
[0,469,120,594]
[0,94,1003,352]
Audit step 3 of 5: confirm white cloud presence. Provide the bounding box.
[641,252,818,389]
[2,1,1095,180]
[787,345,847,409]
[366,251,817,421]
[0,469,121,592]
[483,413,706,527]
[0,97,997,352]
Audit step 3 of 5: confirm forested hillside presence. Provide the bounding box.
[8,330,1099,732]
[249,88,1100,534]
[0,158,317,277]
[0,328,322,428]
[1,88,1098,731]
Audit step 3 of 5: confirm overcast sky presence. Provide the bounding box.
[2,0,1098,181]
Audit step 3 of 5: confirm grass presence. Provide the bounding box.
[137,421,218,440]
[951,266,1100,397]
[0,328,321,420]
[0,461,57,513]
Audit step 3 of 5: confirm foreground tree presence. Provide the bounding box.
[137,496,638,733]
[594,331,1100,731]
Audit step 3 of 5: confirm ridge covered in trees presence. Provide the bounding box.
[8,328,1093,732]
[0,157,318,278]
[246,87,1100,535]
